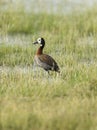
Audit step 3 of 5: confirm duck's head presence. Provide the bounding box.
[33,37,45,47]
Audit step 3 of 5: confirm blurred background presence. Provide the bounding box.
[0,0,97,45]
[0,0,97,14]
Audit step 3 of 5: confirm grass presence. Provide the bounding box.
[0,4,97,130]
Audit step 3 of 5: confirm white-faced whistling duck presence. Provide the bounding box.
[33,37,60,74]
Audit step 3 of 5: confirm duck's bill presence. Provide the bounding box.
[33,41,38,44]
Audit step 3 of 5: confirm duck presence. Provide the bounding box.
[33,37,60,74]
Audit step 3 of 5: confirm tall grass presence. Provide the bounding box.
[0,5,97,130]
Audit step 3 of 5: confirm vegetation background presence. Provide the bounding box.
[0,0,97,130]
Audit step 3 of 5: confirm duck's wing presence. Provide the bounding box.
[38,54,60,71]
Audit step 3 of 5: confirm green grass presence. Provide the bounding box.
[0,5,97,130]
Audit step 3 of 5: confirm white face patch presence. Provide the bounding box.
[37,38,41,44]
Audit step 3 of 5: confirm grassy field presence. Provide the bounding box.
[0,4,97,130]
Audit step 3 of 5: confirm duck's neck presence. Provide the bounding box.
[36,45,44,55]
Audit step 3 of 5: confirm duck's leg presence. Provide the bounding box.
[47,71,50,75]
[45,70,50,78]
